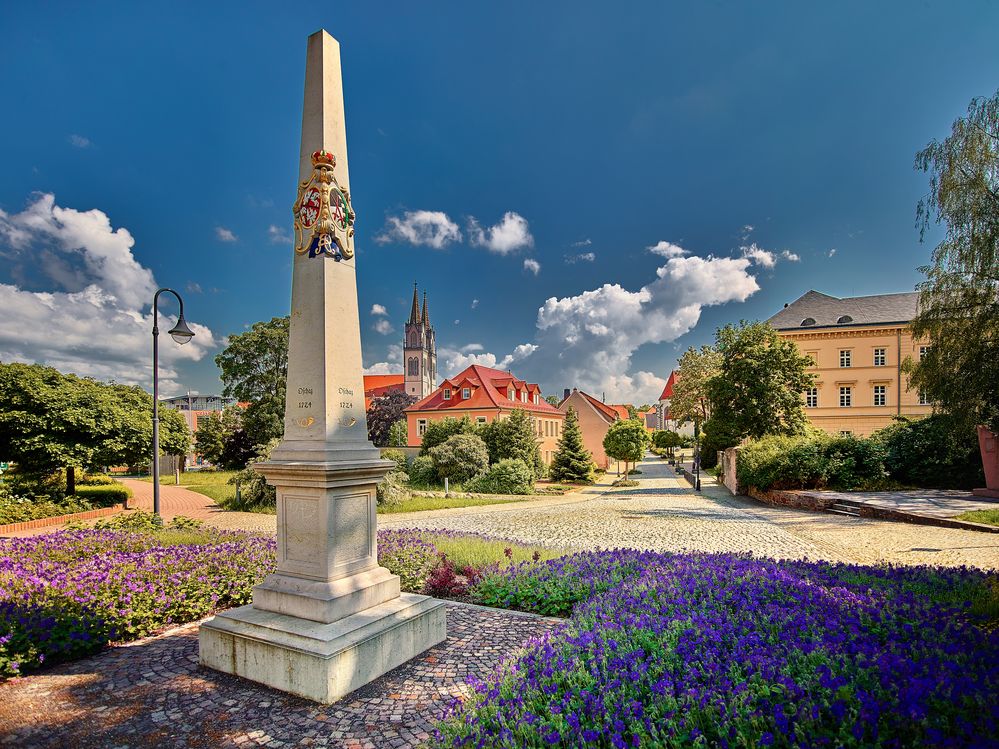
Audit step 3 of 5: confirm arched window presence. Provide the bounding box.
[408,357,420,376]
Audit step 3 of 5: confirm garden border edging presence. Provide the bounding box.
[0,503,125,535]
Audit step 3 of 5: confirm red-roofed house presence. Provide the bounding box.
[557,388,622,469]
[403,364,565,464]
[655,370,694,436]
[363,374,406,411]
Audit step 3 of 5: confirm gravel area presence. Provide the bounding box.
[0,603,559,749]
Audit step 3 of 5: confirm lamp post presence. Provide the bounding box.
[151,288,195,517]
[693,416,701,492]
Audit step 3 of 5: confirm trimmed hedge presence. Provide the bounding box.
[737,433,887,492]
[72,484,133,506]
[466,459,534,495]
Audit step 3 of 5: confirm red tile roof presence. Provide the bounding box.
[659,371,677,401]
[606,404,631,421]
[559,390,621,423]
[405,364,561,415]
[363,373,405,410]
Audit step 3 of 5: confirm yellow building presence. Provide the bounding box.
[768,290,931,436]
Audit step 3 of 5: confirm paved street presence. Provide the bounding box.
[381,455,999,570]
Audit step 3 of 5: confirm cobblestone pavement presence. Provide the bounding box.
[382,456,999,570]
[0,603,559,749]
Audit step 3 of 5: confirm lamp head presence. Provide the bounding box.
[168,317,195,345]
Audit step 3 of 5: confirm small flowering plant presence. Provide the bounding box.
[441,551,999,747]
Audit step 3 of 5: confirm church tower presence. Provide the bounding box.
[404,283,437,399]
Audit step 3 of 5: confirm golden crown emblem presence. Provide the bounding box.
[292,149,354,260]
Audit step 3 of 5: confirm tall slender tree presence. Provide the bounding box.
[549,407,594,483]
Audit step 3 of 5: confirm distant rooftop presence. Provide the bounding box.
[768,290,919,331]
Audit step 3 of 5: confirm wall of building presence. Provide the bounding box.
[779,325,932,437]
[560,392,613,470]
[405,408,563,464]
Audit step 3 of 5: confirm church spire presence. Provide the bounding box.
[408,282,420,324]
[422,291,430,326]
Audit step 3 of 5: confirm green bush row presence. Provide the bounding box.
[72,484,132,506]
[736,415,985,492]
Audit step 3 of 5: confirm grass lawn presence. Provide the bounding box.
[379,494,528,514]
[955,508,999,527]
[140,470,238,505]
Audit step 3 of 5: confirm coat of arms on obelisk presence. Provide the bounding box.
[293,149,355,260]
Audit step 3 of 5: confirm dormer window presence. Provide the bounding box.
[507,387,515,401]
[462,387,471,400]
[521,391,527,403]
[801,317,816,326]
[533,393,539,405]
[442,388,451,400]
[837,315,853,324]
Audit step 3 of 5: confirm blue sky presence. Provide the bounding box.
[0,1,996,404]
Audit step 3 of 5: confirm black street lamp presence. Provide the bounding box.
[693,416,702,492]
[151,288,194,517]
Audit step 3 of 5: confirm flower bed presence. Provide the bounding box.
[440,551,999,747]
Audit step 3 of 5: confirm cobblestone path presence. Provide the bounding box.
[0,603,559,749]
[381,455,999,570]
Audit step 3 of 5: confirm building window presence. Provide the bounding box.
[839,350,852,368]
[521,391,527,403]
[839,386,852,407]
[417,419,427,437]
[805,387,818,408]
[442,388,451,400]
[919,345,931,360]
[476,416,487,424]
[873,385,886,407]
[873,348,886,367]
[533,393,539,405]
[840,431,853,437]
[919,389,931,405]
[408,357,419,376]
[462,388,471,399]
[507,387,514,401]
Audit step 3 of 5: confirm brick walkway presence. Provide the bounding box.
[0,603,559,749]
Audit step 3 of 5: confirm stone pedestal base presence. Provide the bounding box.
[972,488,999,500]
[199,593,447,704]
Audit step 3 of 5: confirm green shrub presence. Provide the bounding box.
[737,433,887,492]
[873,415,985,489]
[0,494,94,525]
[376,470,410,507]
[73,484,132,506]
[428,434,489,483]
[408,455,437,486]
[466,459,534,494]
[94,510,164,531]
[419,416,477,455]
[77,473,116,486]
[381,449,410,472]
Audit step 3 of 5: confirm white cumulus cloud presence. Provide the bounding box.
[0,194,217,393]
[68,134,92,149]
[438,342,537,377]
[268,224,292,245]
[215,226,238,242]
[566,252,596,264]
[647,241,689,259]
[376,210,461,249]
[363,344,402,375]
[529,251,762,403]
[373,319,394,335]
[371,303,388,316]
[523,258,541,275]
[781,250,800,262]
[467,212,534,255]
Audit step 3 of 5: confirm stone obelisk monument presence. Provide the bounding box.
[199,29,446,704]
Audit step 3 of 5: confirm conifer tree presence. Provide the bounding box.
[549,407,594,483]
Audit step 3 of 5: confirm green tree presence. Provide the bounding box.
[420,416,477,454]
[908,91,999,432]
[549,407,594,483]
[706,322,815,445]
[544,394,561,406]
[387,419,408,447]
[670,346,722,424]
[0,363,189,494]
[367,390,416,447]
[428,434,490,483]
[194,412,225,465]
[215,316,290,448]
[652,429,682,459]
[480,409,544,478]
[602,419,650,476]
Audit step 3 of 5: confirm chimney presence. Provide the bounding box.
[563,388,570,401]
